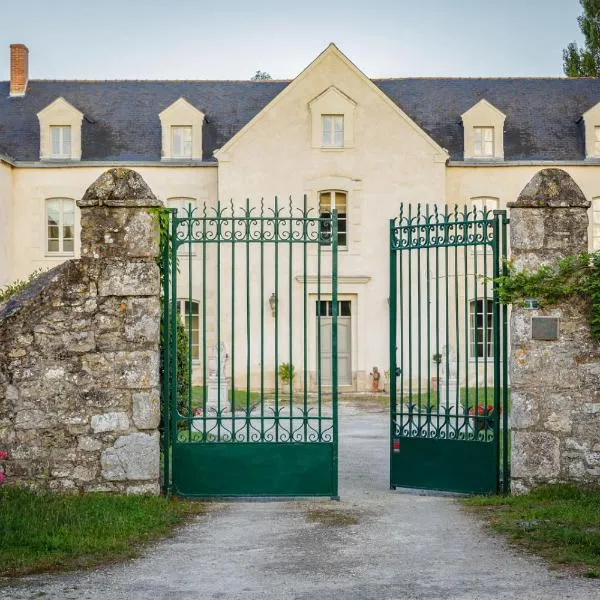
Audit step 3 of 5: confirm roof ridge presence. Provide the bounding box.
[18,78,293,84]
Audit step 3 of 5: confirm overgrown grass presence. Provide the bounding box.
[462,484,600,577]
[0,487,205,578]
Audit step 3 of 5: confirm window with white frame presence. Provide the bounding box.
[321,115,344,148]
[319,191,347,247]
[46,198,75,254]
[171,126,193,158]
[592,197,600,251]
[594,127,600,156]
[50,126,72,158]
[168,198,198,255]
[469,299,494,358]
[177,300,200,360]
[473,127,494,157]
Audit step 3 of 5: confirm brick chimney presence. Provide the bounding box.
[10,44,29,97]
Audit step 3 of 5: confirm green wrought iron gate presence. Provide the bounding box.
[162,200,339,497]
[389,205,509,494]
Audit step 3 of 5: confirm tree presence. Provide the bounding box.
[251,70,272,81]
[563,0,600,77]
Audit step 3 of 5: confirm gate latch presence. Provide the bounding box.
[395,367,402,377]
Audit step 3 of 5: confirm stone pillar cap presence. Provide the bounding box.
[508,168,590,209]
[78,168,162,208]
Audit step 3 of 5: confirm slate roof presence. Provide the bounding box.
[1,78,600,162]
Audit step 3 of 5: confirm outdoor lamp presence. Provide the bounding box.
[269,292,277,317]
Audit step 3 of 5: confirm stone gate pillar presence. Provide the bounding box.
[508,168,600,493]
[0,168,163,494]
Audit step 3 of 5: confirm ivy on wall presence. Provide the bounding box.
[495,252,600,341]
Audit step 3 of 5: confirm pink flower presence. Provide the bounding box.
[0,450,8,460]
[0,472,5,484]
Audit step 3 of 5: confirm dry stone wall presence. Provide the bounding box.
[0,168,163,494]
[509,168,600,493]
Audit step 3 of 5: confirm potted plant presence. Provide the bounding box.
[431,353,442,390]
[278,363,296,390]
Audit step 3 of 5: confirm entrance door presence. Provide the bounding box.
[318,300,352,387]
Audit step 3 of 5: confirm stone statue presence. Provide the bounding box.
[370,366,381,392]
[208,342,228,380]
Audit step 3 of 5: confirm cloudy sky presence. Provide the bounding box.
[0,0,587,80]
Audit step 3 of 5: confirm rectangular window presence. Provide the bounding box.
[321,115,344,147]
[473,127,494,157]
[319,191,347,247]
[592,198,600,251]
[46,198,75,254]
[177,300,200,360]
[171,126,193,158]
[316,300,351,317]
[167,198,197,256]
[50,126,71,158]
[470,299,493,358]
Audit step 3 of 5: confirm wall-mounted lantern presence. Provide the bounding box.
[269,292,277,317]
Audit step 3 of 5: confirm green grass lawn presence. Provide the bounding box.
[0,486,205,578]
[462,484,600,578]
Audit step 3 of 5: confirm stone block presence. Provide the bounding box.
[510,209,544,250]
[100,432,159,481]
[511,431,560,479]
[126,482,161,496]
[78,436,103,451]
[124,297,161,344]
[132,389,160,430]
[509,390,538,430]
[114,351,159,389]
[91,412,130,433]
[73,465,96,481]
[98,261,159,297]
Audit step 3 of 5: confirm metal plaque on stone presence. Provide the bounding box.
[531,317,559,341]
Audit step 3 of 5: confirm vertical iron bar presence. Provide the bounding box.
[425,206,431,436]
[274,196,279,442]
[492,211,501,492]
[246,199,251,442]
[331,208,339,497]
[501,211,510,493]
[303,195,308,442]
[454,209,460,437]
[202,204,207,439]
[408,204,413,429]
[417,204,422,435]
[317,210,322,438]
[288,198,293,438]
[260,200,265,440]
[444,205,449,438]
[170,211,179,454]
[187,204,193,442]
[389,217,398,488]
[230,201,236,440]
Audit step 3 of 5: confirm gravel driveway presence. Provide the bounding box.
[1,402,599,599]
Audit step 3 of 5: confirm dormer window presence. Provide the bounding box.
[37,98,83,161]
[159,98,205,161]
[322,115,344,147]
[171,126,193,158]
[461,99,505,161]
[50,126,71,158]
[473,127,494,157]
[309,86,356,149]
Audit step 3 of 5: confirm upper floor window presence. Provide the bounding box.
[171,126,193,158]
[46,198,74,254]
[469,299,493,359]
[473,127,494,157]
[319,191,347,247]
[322,115,344,148]
[50,126,72,158]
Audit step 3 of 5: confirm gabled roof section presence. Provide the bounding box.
[582,100,600,120]
[215,43,449,159]
[308,85,357,109]
[461,98,506,121]
[36,96,83,119]
[159,96,205,121]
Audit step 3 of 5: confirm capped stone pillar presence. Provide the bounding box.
[508,168,600,494]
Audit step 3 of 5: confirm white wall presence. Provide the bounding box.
[0,161,13,287]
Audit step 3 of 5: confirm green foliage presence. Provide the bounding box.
[463,484,600,576]
[251,70,272,81]
[278,362,296,384]
[148,207,189,415]
[495,252,600,340]
[0,268,46,304]
[0,486,204,577]
[563,1,600,77]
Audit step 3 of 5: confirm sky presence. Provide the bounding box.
[0,0,588,80]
